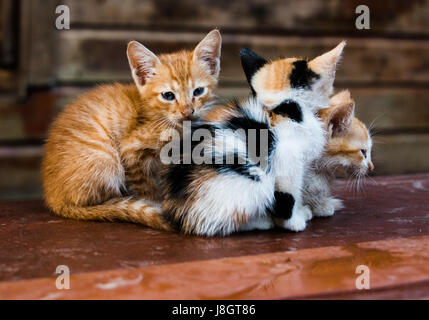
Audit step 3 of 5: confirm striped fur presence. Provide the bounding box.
[42,30,222,230]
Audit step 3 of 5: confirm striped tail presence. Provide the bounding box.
[55,197,172,231]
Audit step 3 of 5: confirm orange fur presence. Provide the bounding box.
[318,90,374,175]
[251,42,346,109]
[252,58,295,94]
[42,30,222,230]
[303,89,374,217]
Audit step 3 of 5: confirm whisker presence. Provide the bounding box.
[347,171,358,193]
[367,175,378,186]
[367,112,387,134]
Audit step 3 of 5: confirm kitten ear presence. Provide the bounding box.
[127,41,160,88]
[240,48,268,93]
[329,89,352,107]
[328,100,355,137]
[193,29,222,78]
[308,41,346,97]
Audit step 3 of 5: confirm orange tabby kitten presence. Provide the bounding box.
[42,30,222,230]
[303,90,374,218]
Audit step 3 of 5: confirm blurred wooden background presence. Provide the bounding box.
[0,0,429,200]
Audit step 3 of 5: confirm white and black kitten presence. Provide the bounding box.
[160,42,346,236]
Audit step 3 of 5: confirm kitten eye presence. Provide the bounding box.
[361,149,367,158]
[193,87,205,97]
[161,92,175,101]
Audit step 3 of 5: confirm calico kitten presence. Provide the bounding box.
[161,98,276,236]
[160,43,345,236]
[303,90,374,217]
[42,30,222,230]
[240,42,346,231]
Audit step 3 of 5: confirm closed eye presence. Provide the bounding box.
[360,149,367,158]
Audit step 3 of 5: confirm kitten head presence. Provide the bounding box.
[240,42,346,113]
[127,29,222,125]
[318,90,374,177]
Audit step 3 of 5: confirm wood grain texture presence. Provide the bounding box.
[64,0,429,36]
[0,0,17,92]
[56,31,429,85]
[372,133,429,175]
[0,146,42,200]
[19,0,59,87]
[0,69,17,92]
[0,0,15,67]
[1,235,429,299]
[1,173,429,286]
[0,90,59,141]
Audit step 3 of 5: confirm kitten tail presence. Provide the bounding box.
[57,197,172,231]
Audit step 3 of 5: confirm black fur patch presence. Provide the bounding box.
[166,158,259,201]
[225,114,275,154]
[161,208,185,232]
[224,114,267,132]
[166,115,276,197]
[165,100,278,202]
[268,191,295,220]
[213,154,260,182]
[165,164,195,198]
[119,184,130,197]
[240,48,268,95]
[225,115,275,170]
[272,100,303,123]
[289,60,320,89]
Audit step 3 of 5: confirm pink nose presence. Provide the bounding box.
[181,109,194,118]
[368,161,375,172]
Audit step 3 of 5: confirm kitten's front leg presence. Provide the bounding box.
[273,193,311,232]
[238,215,274,232]
[120,131,164,202]
[270,163,308,232]
[298,204,313,221]
[312,197,344,217]
[303,171,342,217]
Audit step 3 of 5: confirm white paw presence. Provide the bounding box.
[255,217,275,230]
[239,216,274,231]
[300,205,313,221]
[280,214,307,232]
[331,198,344,210]
[313,197,342,217]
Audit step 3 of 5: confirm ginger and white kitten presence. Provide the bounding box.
[240,42,346,231]
[159,43,345,236]
[303,90,374,218]
[42,30,221,230]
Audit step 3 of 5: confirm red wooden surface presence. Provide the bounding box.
[0,173,429,299]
